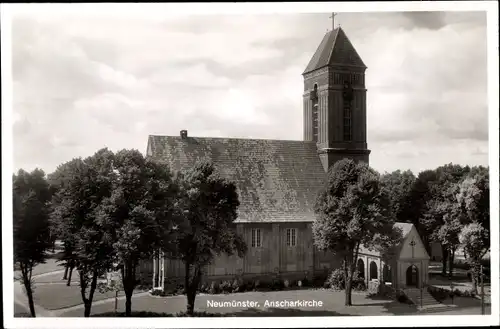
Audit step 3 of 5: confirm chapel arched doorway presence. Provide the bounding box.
[383,264,392,283]
[406,265,419,288]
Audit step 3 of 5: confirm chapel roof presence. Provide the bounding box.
[394,222,413,238]
[303,27,367,75]
[147,134,326,223]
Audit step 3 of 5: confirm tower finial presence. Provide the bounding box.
[329,12,337,30]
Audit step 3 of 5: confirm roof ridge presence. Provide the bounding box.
[326,27,341,68]
[150,135,318,144]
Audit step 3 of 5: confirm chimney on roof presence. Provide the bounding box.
[180,130,188,139]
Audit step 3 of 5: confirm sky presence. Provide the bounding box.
[9,8,489,175]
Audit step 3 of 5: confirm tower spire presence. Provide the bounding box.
[329,12,337,30]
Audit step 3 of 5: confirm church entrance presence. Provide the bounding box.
[406,265,419,288]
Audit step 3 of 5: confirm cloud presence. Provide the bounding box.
[9,10,488,175]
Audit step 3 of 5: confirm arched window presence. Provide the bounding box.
[369,261,378,280]
[357,258,365,278]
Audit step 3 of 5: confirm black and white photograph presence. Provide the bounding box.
[2,2,499,328]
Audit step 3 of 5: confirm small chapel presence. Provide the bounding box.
[140,20,430,292]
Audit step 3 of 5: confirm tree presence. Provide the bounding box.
[435,187,463,278]
[48,160,82,284]
[313,159,398,306]
[49,149,117,317]
[96,149,179,317]
[171,160,247,316]
[456,168,490,292]
[419,164,470,275]
[380,170,416,222]
[13,169,52,317]
[459,223,489,293]
[406,169,438,251]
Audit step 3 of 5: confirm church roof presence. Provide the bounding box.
[303,27,367,75]
[147,135,326,223]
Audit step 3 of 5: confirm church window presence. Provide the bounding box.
[286,228,297,247]
[251,229,262,248]
[343,107,352,141]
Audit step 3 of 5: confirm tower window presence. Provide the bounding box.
[343,107,352,141]
[312,102,319,141]
[334,73,341,84]
[312,84,319,142]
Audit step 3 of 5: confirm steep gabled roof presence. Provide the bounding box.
[303,27,367,75]
[147,135,326,223]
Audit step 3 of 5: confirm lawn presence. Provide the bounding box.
[14,251,65,280]
[32,283,133,310]
[14,302,31,317]
[59,288,492,318]
[32,271,68,284]
[60,290,426,317]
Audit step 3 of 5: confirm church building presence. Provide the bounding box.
[141,25,430,292]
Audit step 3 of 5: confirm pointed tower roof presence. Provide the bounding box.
[303,27,366,75]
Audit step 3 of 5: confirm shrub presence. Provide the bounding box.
[427,286,447,302]
[271,278,285,291]
[352,277,366,291]
[219,280,232,294]
[301,277,311,287]
[327,268,345,290]
[326,268,366,291]
[311,272,328,287]
[397,294,411,304]
[255,278,273,291]
[208,281,220,294]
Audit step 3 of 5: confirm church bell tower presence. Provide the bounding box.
[303,20,371,172]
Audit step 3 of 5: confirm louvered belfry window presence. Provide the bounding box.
[343,81,353,142]
[311,84,319,142]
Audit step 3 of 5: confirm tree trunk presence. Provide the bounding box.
[125,290,133,317]
[343,256,352,306]
[186,287,197,316]
[67,262,74,286]
[186,265,202,316]
[20,263,36,317]
[79,270,99,317]
[184,261,190,297]
[441,245,448,276]
[122,261,137,317]
[470,262,480,294]
[63,265,69,280]
[448,249,455,279]
[83,301,92,318]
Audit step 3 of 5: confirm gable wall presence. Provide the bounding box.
[399,227,430,260]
